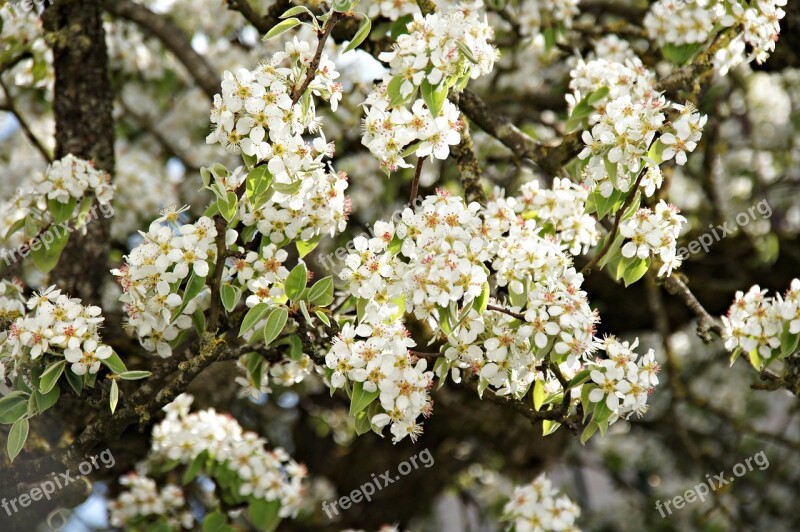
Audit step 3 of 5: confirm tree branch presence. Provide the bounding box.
[458,89,581,177]
[103,0,221,99]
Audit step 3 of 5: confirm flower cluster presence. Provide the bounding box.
[206,38,342,170]
[502,473,581,532]
[568,57,657,115]
[0,285,113,377]
[586,337,660,420]
[515,0,581,35]
[580,98,706,198]
[238,164,350,244]
[335,188,602,425]
[361,89,463,170]
[619,201,686,277]
[362,2,498,170]
[108,474,194,529]
[722,279,800,364]
[645,0,786,66]
[0,155,114,252]
[151,394,306,515]
[378,5,497,97]
[512,178,599,255]
[224,246,289,310]
[112,210,217,357]
[644,0,717,46]
[326,321,433,443]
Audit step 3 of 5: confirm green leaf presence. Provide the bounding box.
[280,5,314,18]
[296,234,321,258]
[580,421,598,445]
[780,324,800,357]
[354,410,372,435]
[109,379,119,414]
[349,381,380,416]
[250,498,281,532]
[592,396,613,422]
[48,197,76,225]
[117,371,152,381]
[387,76,406,107]
[661,42,704,65]
[183,450,209,485]
[39,360,66,394]
[532,379,545,411]
[587,86,610,105]
[456,40,477,64]
[306,276,334,306]
[285,263,308,301]
[618,256,650,287]
[263,18,301,40]
[7,417,29,462]
[179,272,207,316]
[246,166,273,208]
[420,79,448,117]
[472,282,490,314]
[0,393,29,424]
[240,303,271,337]
[192,309,207,334]
[262,307,289,346]
[202,511,228,532]
[35,385,59,414]
[344,16,372,52]
[101,351,128,375]
[272,180,302,195]
[221,284,242,312]
[64,369,84,395]
[542,419,561,436]
[298,299,313,323]
[218,191,238,222]
[30,228,70,274]
[567,369,592,389]
[315,310,331,326]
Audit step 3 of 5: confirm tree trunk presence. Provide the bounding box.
[42,0,115,306]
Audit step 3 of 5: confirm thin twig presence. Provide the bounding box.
[0,78,53,163]
[486,304,526,320]
[291,11,344,105]
[582,169,646,275]
[410,155,426,202]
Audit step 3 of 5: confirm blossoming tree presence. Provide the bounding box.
[0,0,798,530]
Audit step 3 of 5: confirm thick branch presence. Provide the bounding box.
[451,111,488,206]
[459,89,581,177]
[103,0,220,99]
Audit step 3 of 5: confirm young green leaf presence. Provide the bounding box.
[285,263,308,301]
[262,307,289,346]
[39,360,66,394]
[0,393,29,424]
[349,381,380,416]
[344,16,371,52]
[240,303,271,337]
[117,371,152,381]
[220,284,242,312]
[7,417,29,462]
[109,379,119,414]
[306,276,334,306]
[263,18,301,40]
